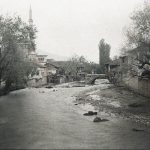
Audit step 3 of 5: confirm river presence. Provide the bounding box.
[0,80,150,149]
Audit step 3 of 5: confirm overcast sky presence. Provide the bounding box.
[0,0,143,63]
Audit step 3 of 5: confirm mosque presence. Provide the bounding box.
[24,6,50,87]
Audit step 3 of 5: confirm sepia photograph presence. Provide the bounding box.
[0,0,150,149]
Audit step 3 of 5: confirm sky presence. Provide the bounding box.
[0,0,144,63]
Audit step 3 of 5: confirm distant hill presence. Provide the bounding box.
[37,50,69,61]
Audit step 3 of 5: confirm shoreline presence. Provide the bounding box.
[74,80,150,126]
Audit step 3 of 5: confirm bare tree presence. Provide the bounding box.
[62,54,98,76]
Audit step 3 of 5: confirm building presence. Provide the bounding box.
[45,59,67,84]
[105,46,150,97]
[25,6,48,87]
[37,54,48,65]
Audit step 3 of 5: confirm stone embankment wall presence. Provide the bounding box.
[123,76,150,97]
[138,78,150,97]
[27,77,47,87]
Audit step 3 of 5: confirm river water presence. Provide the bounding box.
[0,80,150,149]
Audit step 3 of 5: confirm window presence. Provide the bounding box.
[38,57,44,62]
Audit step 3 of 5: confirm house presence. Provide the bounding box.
[45,63,58,75]
[76,63,86,81]
[105,46,150,97]
[45,60,67,84]
[27,64,48,87]
[37,54,48,65]
[123,46,150,97]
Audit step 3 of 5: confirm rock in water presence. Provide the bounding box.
[83,111,97,116]
[128,103,143,108]
[132,128,144,132]
[46,86,53,89]
[93,117,109,122]
[93,112,98,115]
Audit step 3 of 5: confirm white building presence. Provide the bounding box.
[25,6,48,87]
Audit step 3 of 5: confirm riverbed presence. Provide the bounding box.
[0,79,150,149]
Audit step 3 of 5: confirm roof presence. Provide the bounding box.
[46,60,68,68]
[28,51,36,55]
[127,46,150,53]
[119,55,127,58]
[45,62,59,69]
[33,62,47,68]
[110,64,120,69]
[37,54,48,57]
[47,65,58,70]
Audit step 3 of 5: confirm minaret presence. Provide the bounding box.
[28,5,36,54]
[29,5,33,26]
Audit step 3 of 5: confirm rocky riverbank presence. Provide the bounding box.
[74,79,150,126]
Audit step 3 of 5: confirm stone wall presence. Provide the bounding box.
[27,77,47,87]
[123,76,150,97]
[138,78,150,97]
[123,76,139,92]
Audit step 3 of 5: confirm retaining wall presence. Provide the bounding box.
[123,76,150,97]
[138,78,150,97]
[27,77,47,87]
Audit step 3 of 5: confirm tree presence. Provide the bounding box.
[62,54,98,76]
[98,39,111,73]
[0,15,37,90]
[126,1,150,48]
[124,1,150,78]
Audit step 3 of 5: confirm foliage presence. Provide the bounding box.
[98,39,111,72]
[62,54,99,76]
[126,1,150,48]
[123,1,150,78]
[0,15,37,90]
